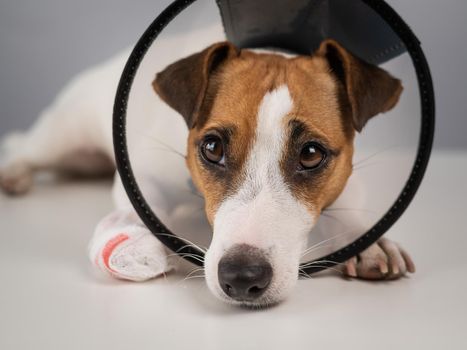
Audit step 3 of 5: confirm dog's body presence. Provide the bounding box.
[0,29,414,306]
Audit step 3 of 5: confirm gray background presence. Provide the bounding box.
[0,0,466,149]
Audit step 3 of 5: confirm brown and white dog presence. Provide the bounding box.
[0,36,415,306]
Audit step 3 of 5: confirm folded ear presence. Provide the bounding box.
[152,41,239,128]
[317,39,403,132]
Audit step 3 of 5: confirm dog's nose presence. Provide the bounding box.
[218,244,273,302]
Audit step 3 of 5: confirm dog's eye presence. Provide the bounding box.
[201,136,225,165]
[299,142,326,170]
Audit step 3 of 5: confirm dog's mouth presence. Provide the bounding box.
[219,293,282,309]
[215,280,285,308]
[215,271,298,308]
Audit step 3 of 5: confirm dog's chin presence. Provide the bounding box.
[221,296,282,309]
[209,277,298,308]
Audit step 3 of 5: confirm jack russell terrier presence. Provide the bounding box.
[0,35,414,306]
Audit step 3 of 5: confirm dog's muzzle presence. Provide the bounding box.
[217,244,273,302]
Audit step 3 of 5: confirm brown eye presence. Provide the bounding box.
[299,142,326,170]
[201,136,225,165]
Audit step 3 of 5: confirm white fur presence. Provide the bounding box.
[205,86,316,304]
[0,24,224,278]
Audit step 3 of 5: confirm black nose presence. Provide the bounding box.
[218,244,273,302]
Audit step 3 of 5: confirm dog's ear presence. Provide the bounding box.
[152,41,239,128]
[317,39,403,132]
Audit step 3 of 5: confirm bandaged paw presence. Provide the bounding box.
[89,224,171,282]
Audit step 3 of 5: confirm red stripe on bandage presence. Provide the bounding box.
[102,233,129,273]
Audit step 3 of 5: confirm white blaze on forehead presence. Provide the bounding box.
[211,85,315,250]
[240,85,294,203]
[258,85,294,134]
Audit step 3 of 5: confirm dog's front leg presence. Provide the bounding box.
[89,172,180,281]
[88,208,172,281]
[327,175,416,280]
[344,238,415,280]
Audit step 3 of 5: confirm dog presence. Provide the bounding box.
[0,34,415,306]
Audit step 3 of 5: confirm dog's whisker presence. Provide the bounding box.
[300,263,343,270]
[140,145,186,160]
[177,254,206,264]
[300,242,337,258]
[299,264,345,275]
[352,161,383,172]
[298,269,313,279]
[165,249,206,262]
[181,267,205,281]
[185,267,205,275]
[323,207,377,215]
[181,274,205,283]
[306,216,376,258]
[175,251,207,262]
[307,231,348,248]
[179,253,205,262]
[164,251,206,264]
[298,274,312,280]
[137,132,187,159]
[165,251,203,260]
[181,275,206,282]
[320,211,347,226]
[154,232,208,253]
[301,238,337,257]
[178,253,205,262]
[299,259,347,274]
[168,250,205,259]
[165,253,182,259]
[300,259,344,267]
[175,269,206,286]
[352,145,400,167]
[176,243,207,254]
[300,231,353,258]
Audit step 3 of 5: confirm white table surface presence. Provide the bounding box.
[1,150,466,350]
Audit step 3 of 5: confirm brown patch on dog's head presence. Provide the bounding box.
[317,39,403,132]
[152,40,403,222]
[152,42,239,129]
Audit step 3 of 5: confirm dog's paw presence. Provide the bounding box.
[343,238,415,280]
[90,226,172,282]
[0,161,33,195]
